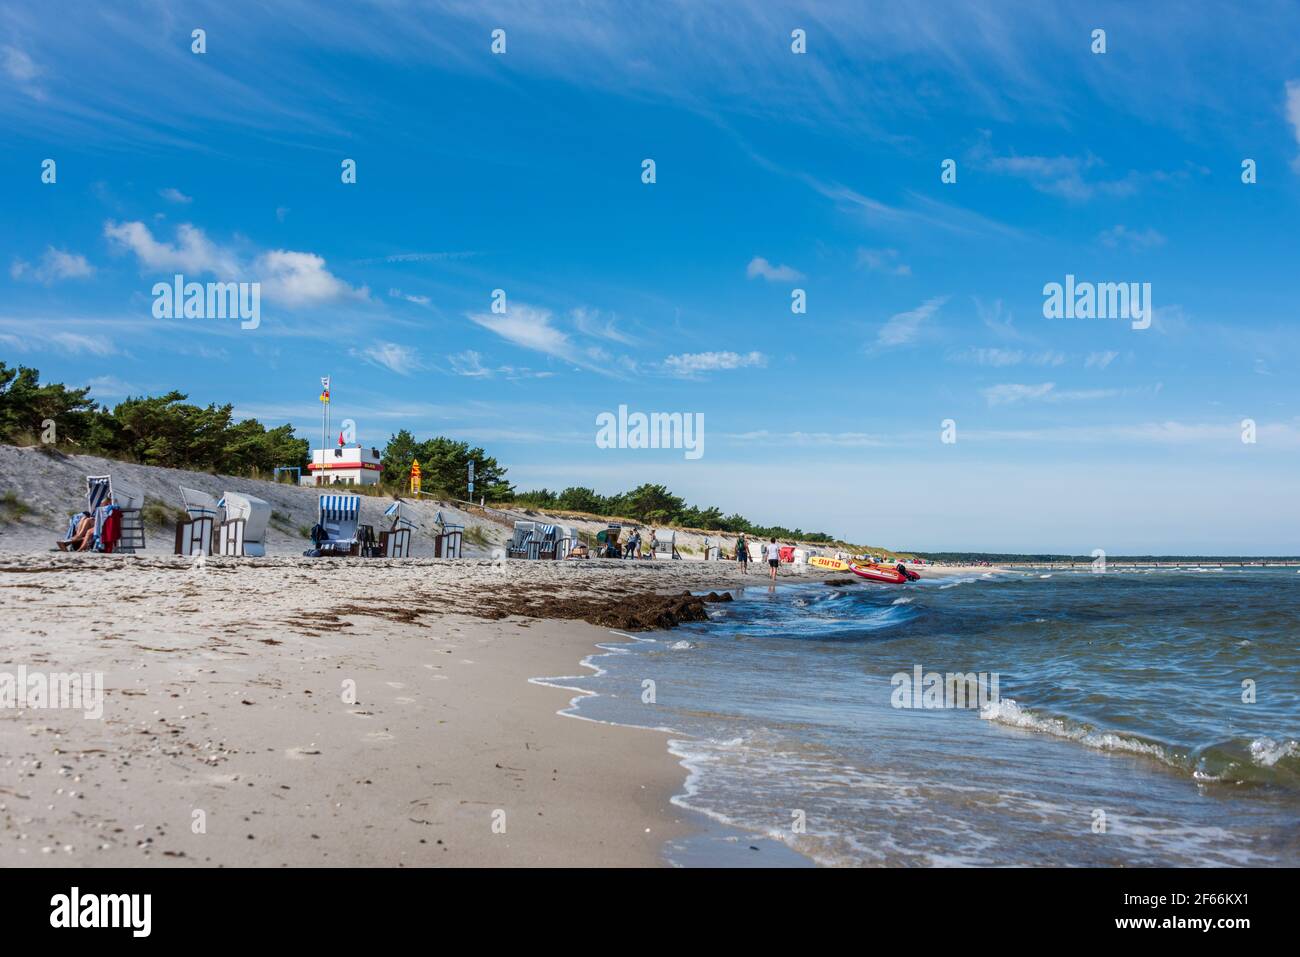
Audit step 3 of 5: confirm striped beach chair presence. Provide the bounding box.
[87,474,146,553]
[537,523,560,559]
[316,494,362,556]
[506,521,538,559]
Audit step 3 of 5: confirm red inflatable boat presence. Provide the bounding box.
[848,561,920,584]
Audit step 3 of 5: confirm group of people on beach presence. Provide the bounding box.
[733,533,783,582]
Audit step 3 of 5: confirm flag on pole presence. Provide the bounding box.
[319,376,330,402]
[410,459,422,495]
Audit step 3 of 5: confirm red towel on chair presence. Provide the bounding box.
[100,509,122,554]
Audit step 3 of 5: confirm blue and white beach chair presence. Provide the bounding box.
[86,474,146,553]
[506,520,539,559]
[314,493,362,556]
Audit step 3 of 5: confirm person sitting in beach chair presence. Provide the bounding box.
[57,511,97,551]
[57,475,134,553]
[595,524,621,558]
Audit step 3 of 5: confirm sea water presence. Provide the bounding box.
[551,568,1300,866]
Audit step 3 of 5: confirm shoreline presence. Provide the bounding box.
[0,553,990,867]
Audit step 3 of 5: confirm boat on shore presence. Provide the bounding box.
[848,561,919,585]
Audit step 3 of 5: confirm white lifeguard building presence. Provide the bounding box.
[306,445,383,486]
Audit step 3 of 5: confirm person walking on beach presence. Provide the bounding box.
[765,537,781,582]
[736,533,749,573]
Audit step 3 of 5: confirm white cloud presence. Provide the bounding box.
[86,375,138,398]
[448,350,491,377]
[722,430,889,447]
[104,220,239,275]
[572,307,637,344]
[158,187,193,204]
[468,302,591,368]
[856,248,911,276]
[10,247,95,284]
[1098,224,1165,251]
[982,382,1057,406]
[662,350,766,376]
[352,341,424,376]
[388,288,430,305]
[1085,350,1120,370]
[446,350,551,380]
[260,250,368,306]
[982,382,1124,406]
[875,296,946,348]
[104,220,366,307]
[1287,80,1300,171]
[951,347,1064,367]
[0,329,116,356]
[2,45,44,100]
[746,256,804,282]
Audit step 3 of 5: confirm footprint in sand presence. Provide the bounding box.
[285,746,321,759]
[365,731,394,742]
[347,709,373,718]
[385,681,406,689]
[394,696,415,704]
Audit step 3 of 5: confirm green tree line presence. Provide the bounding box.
[2,363,842,540]
[507,483,838,542]
[0,361,307,475]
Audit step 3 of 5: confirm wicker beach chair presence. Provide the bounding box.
[221,492,271,557]
[175,486,222,556]
[315,494,362,556]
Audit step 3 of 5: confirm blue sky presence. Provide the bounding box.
[3,0,1299,553]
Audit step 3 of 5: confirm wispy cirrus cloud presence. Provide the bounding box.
[351,341,425,375]
[1085,351,1120,370]
[1098,224,1166,251]
[388,287,431,305]
[856,248,910,276]
[572,307,637,345]
[950,347,1064,368]
[873,296,947,349]
[1286,79,1300,171]
[467,302,599,371]
[2,45,45,101]
[158,186,192,204]
[662,350,766,377]
[0,329,116,357]
[982,382,1135,406]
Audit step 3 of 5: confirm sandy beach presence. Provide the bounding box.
[0,447,988,867]
[0,554,806,867]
